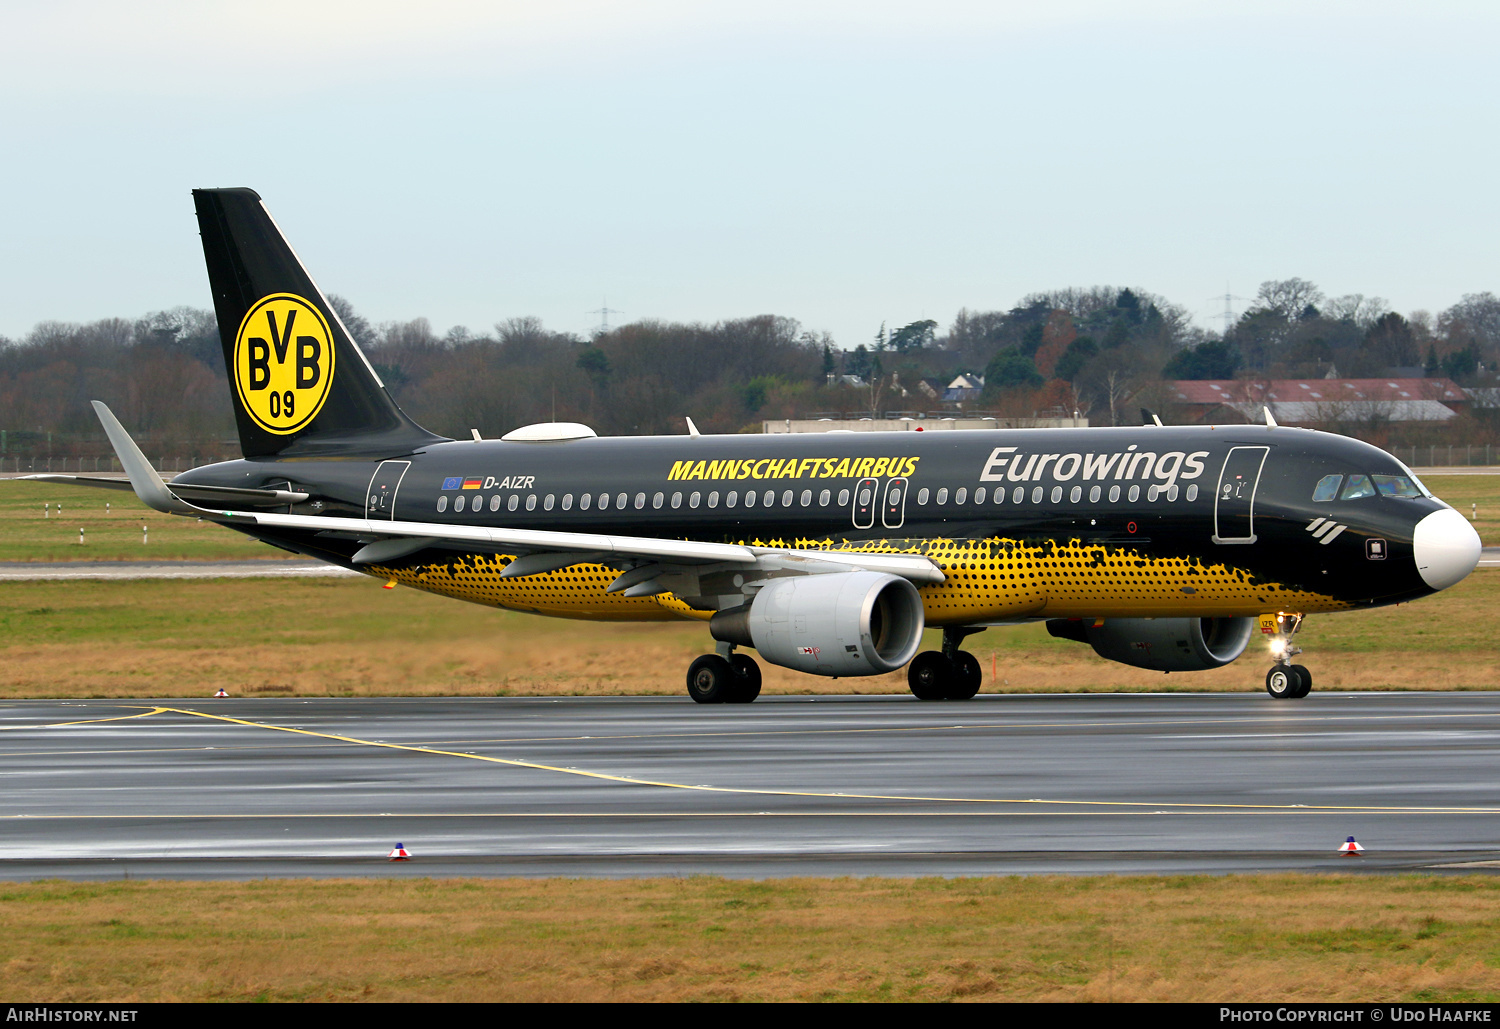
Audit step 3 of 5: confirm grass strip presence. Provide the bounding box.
[1,875,1497,1002]
[0,570,1495,698]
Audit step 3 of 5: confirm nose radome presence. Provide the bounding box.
[1413,508,1482,591]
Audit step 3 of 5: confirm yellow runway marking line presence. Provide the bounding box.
[131,706,1500,816]
[10,705,1500,761]
[402,709,1500,748]
[0,810,1484,820]
[0,708,169,731]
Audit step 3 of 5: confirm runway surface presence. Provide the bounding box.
[3,692,1499,879]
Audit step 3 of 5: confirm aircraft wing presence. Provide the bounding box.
[80,401,945,586]
[216,508,945,584]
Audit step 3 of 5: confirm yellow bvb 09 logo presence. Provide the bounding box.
[233,293,336,434]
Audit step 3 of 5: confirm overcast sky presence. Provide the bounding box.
[1,0,1496,346]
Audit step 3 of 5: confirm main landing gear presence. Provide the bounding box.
[1264,612,1312,700]
[686,643,762,704]
[907,627,984,701]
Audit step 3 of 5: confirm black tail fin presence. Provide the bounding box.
[193,188,446,459]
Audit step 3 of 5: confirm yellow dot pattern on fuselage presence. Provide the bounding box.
[367,535,1346,626]
[370,555,685,622]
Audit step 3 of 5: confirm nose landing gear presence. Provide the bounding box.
[907,627,985,700]
[1263,612,1311,700]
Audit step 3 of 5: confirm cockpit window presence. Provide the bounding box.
[1340,474,1376,500]
[1311,474,1342,502]
[1373,474,1422,498]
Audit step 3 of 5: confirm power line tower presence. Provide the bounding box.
[1208,285,1252,334]
[587,299,624,335]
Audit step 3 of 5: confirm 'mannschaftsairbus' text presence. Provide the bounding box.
[667,446,1212,490]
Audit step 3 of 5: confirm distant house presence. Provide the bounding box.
[943,373,985,405]
[917,377,948,401]
[1168,378,1468,424]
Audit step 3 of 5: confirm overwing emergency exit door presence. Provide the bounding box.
[366,460,411,521]
[1212,446,1268,544]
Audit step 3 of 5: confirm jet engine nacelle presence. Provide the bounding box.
[1046,616,1255,672]
[710,571,925,677]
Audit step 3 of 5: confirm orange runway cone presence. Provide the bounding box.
[1337,836,1365,856]
[388,843,411,861]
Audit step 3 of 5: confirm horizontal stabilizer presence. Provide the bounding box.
[22,474,308,507]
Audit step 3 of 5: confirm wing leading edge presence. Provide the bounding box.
[71,401,945,586]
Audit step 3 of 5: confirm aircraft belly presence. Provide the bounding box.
[365,535,1348,630]
[896,535,1350,625]
[365,555,690,622]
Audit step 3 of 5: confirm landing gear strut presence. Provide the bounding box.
[686,642,762,704]
[1264,612,1312,700]
[907,627,985,700]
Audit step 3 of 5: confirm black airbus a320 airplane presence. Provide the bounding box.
[31,189,1483,703]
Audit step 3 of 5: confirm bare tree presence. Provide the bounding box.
[1252,278,1325,320]
[1322,294,1390,329]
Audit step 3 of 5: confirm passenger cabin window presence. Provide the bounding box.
[1373,474,1421,498]
[1312,474,1342,501]
[437,495,448,512]
[818,489,830,506]
[838,489,850,506]
[1341,474,1376,500]
[936,487,949,504]
[763,490,775,507]
[455,495,466,512]
[955,487,968,504]
[708,491,719,508]
[745,490,757,508]
[652,492,664,509]
[526,495,537,511]
[544,494,555,511]
[917,488,929,505]
[490,495,501,512]
[975,487,986,504]
[690,491,701,509]
[671,492,682,509]
[726,491,738,508]
[561,494,572,510]
[508,494,519,512]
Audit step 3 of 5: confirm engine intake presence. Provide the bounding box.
[711,571,925,676]
[1046,616,1254,672]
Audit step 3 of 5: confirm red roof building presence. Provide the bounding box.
[1166,378,1467,424]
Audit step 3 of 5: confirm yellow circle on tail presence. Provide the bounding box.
[232,293,336,435]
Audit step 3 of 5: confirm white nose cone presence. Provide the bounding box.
[1413,508,1482,590]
